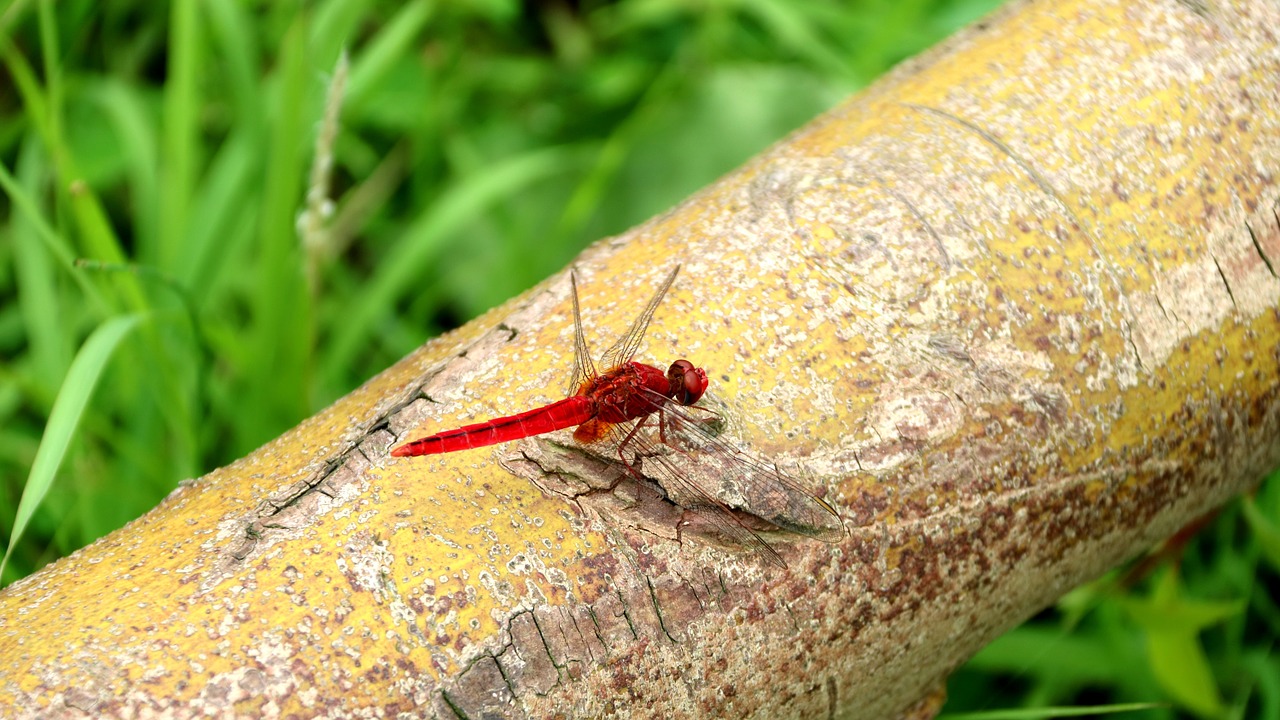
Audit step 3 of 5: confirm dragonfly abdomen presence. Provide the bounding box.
[391,396,594,457]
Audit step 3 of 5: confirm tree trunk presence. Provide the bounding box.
[3,0,1279,718]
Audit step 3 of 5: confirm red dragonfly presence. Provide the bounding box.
[391,266,844,566]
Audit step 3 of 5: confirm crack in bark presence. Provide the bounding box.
[584,605,607,652]
[903,101,1143,375]
[1210,252,1238,309]
[1152,286,1172,321]
[1175,0,1210,16]
[565,609,595,669]
[644,576,680,644]
[490,652,518,700]
[1127,332,1148,373]
[464,597,658,712]
[490,609,569,698]
[780,599,801,633]
[614,587,639,640]
[528,609,569,688]
[438,688,469,720]
[876,178,953,270]
[931,186,987,252]
[231,441,378,560]
[451,650,518,714]
[230,334,511,560]
[825,676,839,720]
[927,333,975,365]
[1246,220,1278,279]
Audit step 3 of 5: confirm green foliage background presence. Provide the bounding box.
[1,1,1276,717]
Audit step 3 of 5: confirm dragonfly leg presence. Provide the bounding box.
[615,415,654,472]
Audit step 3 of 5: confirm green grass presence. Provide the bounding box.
[0,1,1276,717]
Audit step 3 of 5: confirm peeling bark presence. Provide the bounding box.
[3,0,1280,718]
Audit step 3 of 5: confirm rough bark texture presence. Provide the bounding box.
[3,0,1280,718]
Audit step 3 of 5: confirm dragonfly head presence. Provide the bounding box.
[667,359,708,406]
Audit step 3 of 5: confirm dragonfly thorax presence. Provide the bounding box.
[575,360,708,427]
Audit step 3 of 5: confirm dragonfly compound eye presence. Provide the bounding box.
[668,360,708,405]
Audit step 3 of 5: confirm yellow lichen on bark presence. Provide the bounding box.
[2,0,1279,718]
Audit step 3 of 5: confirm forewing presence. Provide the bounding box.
[566,271,597,396]
[638,388,846,543]
[599,265,681,371]
[632,444,787,568]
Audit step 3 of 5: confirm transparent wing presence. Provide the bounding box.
[633,444,788,568]
[608,388,845,566]
[566,271,597,396]
[599,265,682,372]
[651,394,846,541]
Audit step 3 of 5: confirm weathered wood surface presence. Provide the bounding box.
[3,0,1279,718]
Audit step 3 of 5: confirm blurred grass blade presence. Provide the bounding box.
[344,0,435,107]
[939,703,1165,720]
[1146,628,1223,718]
[0,126,77,269]
[1,314,145,581]
[1243,494,1280,573]
[321,144,573,385]
[739,0,854,79]
[1121,570,1239,717]
[157,0,200,271]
